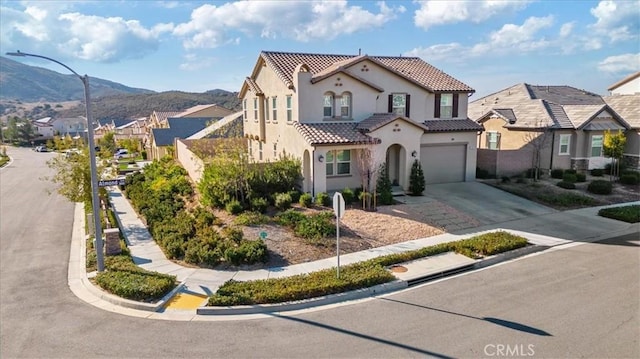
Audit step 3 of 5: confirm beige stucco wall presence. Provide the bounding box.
[175,139,205,184]
[610,77,640,95]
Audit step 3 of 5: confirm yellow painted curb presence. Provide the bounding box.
[164,291,208,310]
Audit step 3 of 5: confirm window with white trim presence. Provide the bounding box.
[272,97,277,122]
[392,94,406,115]
[323,93,334,117]
[326,150,351,176]
[559,134,571,155]
[258,141,263,161]
[340,93,351,118]
[286,95,292,122]
[486,131,500,150]
[243,99,247,121]
[253,98,258,121]
[440,94,453,118]
[591,135,603,157]
[264,97,269,122]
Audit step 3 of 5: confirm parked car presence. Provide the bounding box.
[114,149,129,159]
[34,146,48,152]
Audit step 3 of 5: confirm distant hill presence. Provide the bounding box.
[57,89,242,120]
[0,56,155,102]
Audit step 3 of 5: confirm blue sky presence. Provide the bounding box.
[1,0,639,99]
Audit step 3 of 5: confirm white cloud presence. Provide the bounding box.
[179,53,215,71]
[559,22,574,38]
[1,3,173,63]
[413,0,531,30]
[590,0,640,42]
[173,0,405,49]
[598,53,640,73]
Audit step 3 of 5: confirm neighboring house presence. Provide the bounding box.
[50,117,87,137]
[239,51,482,195]
[604,94,640,169]
[32,121,54,138]
[149,117,219,160]
[469,84,631,176]
[608,71,640,95]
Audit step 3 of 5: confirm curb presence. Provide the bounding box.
[474,244,549,269]
[196,281,408,315]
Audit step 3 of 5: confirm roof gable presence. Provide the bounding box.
[604,94,640,128]
[356,113,428,132]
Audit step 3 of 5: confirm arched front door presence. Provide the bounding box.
[386,144,406,188]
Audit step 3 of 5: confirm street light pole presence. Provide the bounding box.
[7,50,105,272]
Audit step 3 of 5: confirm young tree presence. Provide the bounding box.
[98,131,116,155]
[603,129,626,180]
[523,121,553,181]
[44,147,106,203]
[197,138,250,208]
[376,163,393,205]
[354,146,379,210]
[408,160,425,196]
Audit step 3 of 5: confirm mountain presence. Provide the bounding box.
[0,56,155,102]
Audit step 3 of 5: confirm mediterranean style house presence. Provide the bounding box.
[469,84,636,176]
[604,72,640,169]
[239,51,482,196]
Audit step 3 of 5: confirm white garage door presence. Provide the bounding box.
[420,144,466,184]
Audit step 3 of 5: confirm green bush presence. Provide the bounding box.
[588,180,613,195]
[234,211,270,226]
[562,173,577,183]
[275,209,306,228]
[564,169,577,175]
[224,240,268,265]
[408,160,425,196]
[557,181,576,189]
[550,169,564,179]
[501,176,511,183]
[274,192,292,210]
[591,168,604,177]
[250,197,269,213]
[598,205,640,223]
[315,192,331,207]
[516,177,528,184]
[299,193,312,207]
[294,212,335,241]
[620,171,640,185]
[476,167,490,179]
[288,190,301,204]
[222,226,244,244]
[225,200,243,215]
[341,188,355,205]
[537,193,596,208]
[575,173,586,182]
[95,256,177,302]
[208,231,527,306]
[376,163,394,205]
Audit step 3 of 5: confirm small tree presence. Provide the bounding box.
[354,147,379,210]
[524,120,552,181]
[98,131,116,155]
[408,160,425,196]
[603,129,626,180]
[44,146,106,203]
[376,163,393,205]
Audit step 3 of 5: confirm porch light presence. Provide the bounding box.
[411,150,417,157]
[318,154,324,162]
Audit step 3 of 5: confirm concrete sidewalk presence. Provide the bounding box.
[68,187,639,319]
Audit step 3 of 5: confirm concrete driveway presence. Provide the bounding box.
[397,181,556,228]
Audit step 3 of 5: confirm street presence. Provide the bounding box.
[1,146,638,358]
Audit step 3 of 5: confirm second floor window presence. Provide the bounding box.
[392,94,406,115]
[340,94,351,117]
[272,97,278,122]
[253,98,258,121]
[286,95,293,122]
[323,94,333,117]
[434,93,459,118]
[259,141,263,161]
[265,97,270,122]
[243,99,248,121]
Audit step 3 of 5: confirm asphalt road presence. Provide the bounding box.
[1,146,638,358]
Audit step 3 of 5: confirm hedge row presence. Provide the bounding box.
[208,231,528,306]
[598,205,640,223]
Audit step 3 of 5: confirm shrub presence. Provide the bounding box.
[225,200,243,215]
[587,180,613,195]
[501,176,511,183]
[224,240,268,265]
[250,197,269,213]
[562,173,577,183]
[376,163,394,205]
[557,181,576,189]
[564,169,577,175]
[524,168,539,179]
[341,188,355,205]
[234,211,270,226]
[315,192,331,207]
[598,205,640,223]
[408,160,425,196]
[275,209,306,228]
[537,193,596,208]
[299,193,312,207]
[550,169,564,179]
[274,192,292,210]
[288,190,301,204]
[575,173,586,182]
[222,226,244,244]
[591,168,604,177]
[605,162,627,175]
[294,212,335,241]
[476,167,490,179]
[516,177,528,184]
[620,171,640,185]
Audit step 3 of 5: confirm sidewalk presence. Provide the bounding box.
[68,187,639,320]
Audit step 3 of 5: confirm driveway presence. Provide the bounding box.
[397,181,556,227]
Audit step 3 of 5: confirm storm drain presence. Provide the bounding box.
[406,264,475,287]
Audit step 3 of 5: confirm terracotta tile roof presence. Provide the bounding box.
[604,94,640,128]
[422,119,483,132]
[293,122,380,145]
[260,51,473,93]
[243,77,264,95]
[356,113,428,132]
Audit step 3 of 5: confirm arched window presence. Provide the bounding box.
[323,92,334,117]
[339,92,351,118]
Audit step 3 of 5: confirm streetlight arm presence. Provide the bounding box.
[6,50,83,79]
